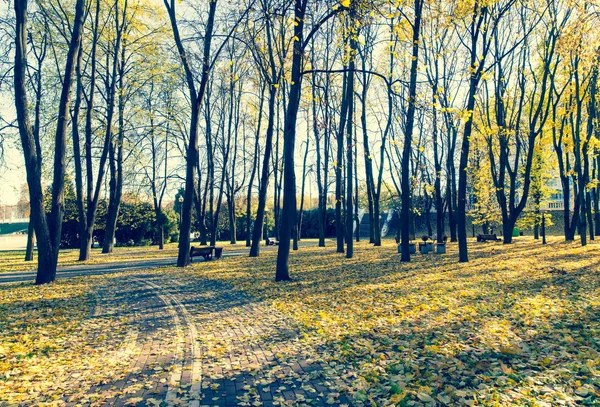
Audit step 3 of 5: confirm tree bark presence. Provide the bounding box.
[25,221,35,261]
[275,0,307,281]
[246,85,265,247]
[400,0,423,262]
[250,88,277,257]
[345,18,356,258]
[103,34,128,253]
[336,70,349,254]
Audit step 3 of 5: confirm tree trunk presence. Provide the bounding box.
[458,5,488,263]
[336,70,349,254]
[25,221,35,261]
[103,138,124,253]
[296,138,310,249]
[275,0,306,282]
[78,0,102,261]
[72,42,89,261]
[400,0,423,262]
[228,194,236,244]
[250,88,277,257]
[246,85,265,247]
[345,29,356,259]
[502,218,516,244]
[311,67,326,247]
[595,156,600,235]
[164,0,218,266]
[103,42,127,253]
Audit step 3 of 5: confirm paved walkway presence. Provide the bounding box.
[0,242,321,285]
[65,270,350,407]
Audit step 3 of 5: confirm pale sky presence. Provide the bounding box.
[0,93,25,206]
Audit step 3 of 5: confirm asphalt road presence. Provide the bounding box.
[0,241,322,285]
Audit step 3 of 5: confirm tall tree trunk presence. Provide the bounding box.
[447,142,458,242]
[400,0,423,262]
[458,4,488,262]
[275,0,307,281]
[103,135,124,253]
[296,138,310,249]
[246,85,265,247]
[336,70,349,254]
[432,92,445,243]
[72,40,88,260]
[311,67,326,247]
[78,0,103,261]
[274,104,281,239]
[250,88,277,257]
[103,38,127,253]
[345,23,356,259]
[321,69,331,246]
[595,156,600,235]
[25,221,35,261]
[13,0,85,284]
[227,192,236,244]
[360,65,375,244]
[354,121,360,244]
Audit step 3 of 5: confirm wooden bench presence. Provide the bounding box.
[477,234,502,242]
[190,246,223,262]
[395,234,415,244]
[265,237,279,246]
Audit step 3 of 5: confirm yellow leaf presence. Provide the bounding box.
[499,344,522,355]
[500,362,513,375]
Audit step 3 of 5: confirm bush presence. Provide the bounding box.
[299,209,336,238]
[54,187,172,248]
[136,239,152,247]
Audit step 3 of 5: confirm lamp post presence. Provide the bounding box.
[541,210,546,245]
[178,196,184,228]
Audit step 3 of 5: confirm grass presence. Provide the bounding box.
[0,237,598,406]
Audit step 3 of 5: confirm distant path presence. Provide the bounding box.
[0,241,320,285]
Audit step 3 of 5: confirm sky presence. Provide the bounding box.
[0,92,25,206]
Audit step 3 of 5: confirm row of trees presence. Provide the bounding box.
[2,0,600,284]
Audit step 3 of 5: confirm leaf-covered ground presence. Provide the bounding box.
[1,238,599,406]
[0,244,180,273]
[0,239,303,273]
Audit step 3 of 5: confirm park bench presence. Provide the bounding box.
[189,246,223,262]
[266,237,279,246]
[477,233,502,242]
[395,234,415,244]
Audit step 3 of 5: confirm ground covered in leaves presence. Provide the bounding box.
[0,244,179,273]
[1,238,599,406]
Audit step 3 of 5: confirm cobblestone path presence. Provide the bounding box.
[75,272,350,407]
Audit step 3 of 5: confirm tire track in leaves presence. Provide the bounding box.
[132,276,202,406]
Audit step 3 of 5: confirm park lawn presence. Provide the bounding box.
[0,238,598,406]
[183,237,600,406]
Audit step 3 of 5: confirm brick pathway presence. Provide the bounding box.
[70,272,351,407]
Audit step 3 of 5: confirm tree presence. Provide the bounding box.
[399,0,423,262]
[455,0,515,262]
[275,0,346,280]
[163,0,216,266]
[482,1,561,244]
[13,0,86,284]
